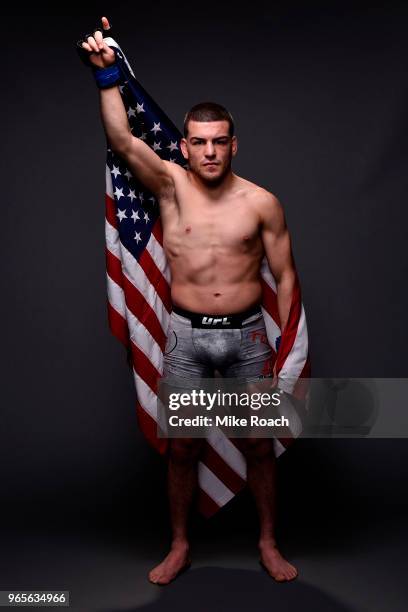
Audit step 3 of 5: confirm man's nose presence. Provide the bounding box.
[204,142,216,157]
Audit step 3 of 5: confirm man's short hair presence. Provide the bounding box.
[183,102,235,137]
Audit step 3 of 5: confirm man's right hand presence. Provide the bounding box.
[80,16,115,69]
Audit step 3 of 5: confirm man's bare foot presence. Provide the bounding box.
[148,542,191,585]
[259,541,298,582]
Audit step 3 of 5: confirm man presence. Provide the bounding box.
[81,16,299,585]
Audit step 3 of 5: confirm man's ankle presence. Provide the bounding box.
[259,537,278,550]
[171,538,189,551]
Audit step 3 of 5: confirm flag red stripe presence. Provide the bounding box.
[136,401,168,455]
[123,274,167,351]
[131,341,161,394]
[106,249,167,351]
[105,193,118,229]
[197,489,222,518]
[139,248,172,313]
[106,248,124,288]
[107,300,129,347]
[202,443,246,494]
[275,279,302,371]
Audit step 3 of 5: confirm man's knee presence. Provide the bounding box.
[169,438,204,464]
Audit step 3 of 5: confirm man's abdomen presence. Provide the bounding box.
[171,279,263,315]
[166,243,264,314]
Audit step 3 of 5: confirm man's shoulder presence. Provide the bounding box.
[235,175,280,205]
[252,187,280,209]
[238,181,285,229]
[239,179,281,217]
[163,160,187,178]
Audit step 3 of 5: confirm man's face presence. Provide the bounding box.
[180,120,238,183]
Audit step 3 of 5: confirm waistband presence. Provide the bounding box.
[172,304,262,328]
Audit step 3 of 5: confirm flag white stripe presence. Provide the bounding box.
[133,372,159,420]
[274,439,286,457]
[105,222,170,334]
[279,306,308,382]
[198,462,235,507]
[108,276,164,371]
[145,233,171,283]
[107,273,126,318]
[105,218,122,257]
[207,429,247,480]
[261,307,281,348]
[105,165,114,198]
[103,38,136,78]
[260,257,277,291]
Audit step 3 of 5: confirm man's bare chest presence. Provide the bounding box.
[161,195,262,253]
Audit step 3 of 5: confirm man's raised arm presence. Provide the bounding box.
[80,16,174,199]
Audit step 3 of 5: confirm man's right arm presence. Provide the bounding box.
[99,85,175,199]
[81,16,174,200]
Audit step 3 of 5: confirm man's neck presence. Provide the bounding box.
[187,169,237,201]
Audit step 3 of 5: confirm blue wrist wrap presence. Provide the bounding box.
[93,63,120,89]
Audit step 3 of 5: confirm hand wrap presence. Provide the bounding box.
[92,63,121,89]
[76,25,120,88]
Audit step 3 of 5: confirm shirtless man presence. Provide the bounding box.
[81,16,299,585]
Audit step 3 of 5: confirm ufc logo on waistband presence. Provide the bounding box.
[201,316,231,325]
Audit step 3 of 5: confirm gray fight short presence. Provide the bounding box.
[163,304,274,383]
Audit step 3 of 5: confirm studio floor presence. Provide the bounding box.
[1,509,406,612]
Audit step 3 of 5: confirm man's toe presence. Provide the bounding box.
[148,571,159,583]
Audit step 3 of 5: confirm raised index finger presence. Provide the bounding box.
[101,16,111,30]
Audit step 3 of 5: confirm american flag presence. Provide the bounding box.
[103,34,311,517]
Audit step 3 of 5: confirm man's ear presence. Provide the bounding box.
[180,138,188,160]
[232,135,238,157]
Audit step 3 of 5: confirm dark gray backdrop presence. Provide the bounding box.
[1,2,407,602]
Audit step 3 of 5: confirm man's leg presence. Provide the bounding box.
[226,312,298,581]
[152,308,213,584]
[149,438,203,584]
[240,437,298,582]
